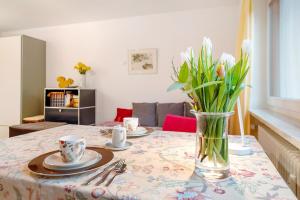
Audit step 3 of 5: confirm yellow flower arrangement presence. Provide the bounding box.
[56,76,74,88]
[74,62,92,75]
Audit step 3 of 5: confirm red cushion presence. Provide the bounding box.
[114,108,133,122]
[162,114,196,133]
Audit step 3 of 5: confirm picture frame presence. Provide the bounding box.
[128,48,158,74]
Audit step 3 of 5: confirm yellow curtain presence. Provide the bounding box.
[230,0,252,135]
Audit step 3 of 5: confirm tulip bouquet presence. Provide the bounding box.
[168,37,250,171]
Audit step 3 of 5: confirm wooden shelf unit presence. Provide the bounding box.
[44,88,96,125]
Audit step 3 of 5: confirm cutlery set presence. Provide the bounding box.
[82,159,126,187]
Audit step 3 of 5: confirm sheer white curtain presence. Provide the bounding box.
[279,0,300,98]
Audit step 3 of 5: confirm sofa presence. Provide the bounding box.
[99,102,195,128]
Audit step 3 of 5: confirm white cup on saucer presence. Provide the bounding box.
[112,126,127,148]
[123,117,139,132]
[59,135,86,163]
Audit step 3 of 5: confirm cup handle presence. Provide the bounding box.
[76,139,86,155]
[121,131,126,143]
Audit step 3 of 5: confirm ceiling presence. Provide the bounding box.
[0,0,240,32]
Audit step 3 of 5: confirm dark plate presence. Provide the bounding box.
[28,147,114,177]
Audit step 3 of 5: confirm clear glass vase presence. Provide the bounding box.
[191,111,234,179]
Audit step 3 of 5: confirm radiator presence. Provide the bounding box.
[258,126,300,198]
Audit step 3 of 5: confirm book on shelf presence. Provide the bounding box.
[47,91,79,108]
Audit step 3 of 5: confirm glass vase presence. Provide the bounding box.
[79,74,86,88]
[191,111,234,179]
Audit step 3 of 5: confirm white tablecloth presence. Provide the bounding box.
[0,125,296,199]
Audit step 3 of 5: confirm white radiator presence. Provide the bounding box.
[258,126,300,198]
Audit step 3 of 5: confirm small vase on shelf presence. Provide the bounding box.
[79,74,86,88]
[74,62,92,88]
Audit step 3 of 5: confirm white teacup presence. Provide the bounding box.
[112,126,127,148]
[123,117,139,132]
[59,135,86,162]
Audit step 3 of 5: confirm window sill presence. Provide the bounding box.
[250,108,300,150]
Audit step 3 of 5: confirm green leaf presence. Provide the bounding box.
[227,85,245,111]
[220,95,228,112]
[178,62,189,83]
[209,97,218,112]
[234,67,250,92]
[217,83,226,111]
[192,81,222,91]
[167,82,185,92]
[231,60,242,86]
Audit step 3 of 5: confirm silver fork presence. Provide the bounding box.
[95,160,125,186]
[105,163,127,187]
[81,159,123,186]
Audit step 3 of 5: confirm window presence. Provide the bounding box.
[268,0,300,99]
[267,0,300,120]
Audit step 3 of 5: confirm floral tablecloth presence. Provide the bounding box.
[0,125,296,200]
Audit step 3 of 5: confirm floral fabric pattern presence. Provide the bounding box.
[0,125,296,200]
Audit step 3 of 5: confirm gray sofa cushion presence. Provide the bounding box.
[184,102,196,118]
[157,102,184,127]
[132,102,157,127]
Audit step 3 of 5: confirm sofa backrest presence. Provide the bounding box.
[132,102,195,127]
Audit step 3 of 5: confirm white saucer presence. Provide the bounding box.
[43,149,101,171]
[229,143,252,156]
[105,141,133,151]
[127,127,148,137]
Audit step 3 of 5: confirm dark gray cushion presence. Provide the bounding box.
[184,102,196,118]
[156,102,184,127]
[132,103,157,127]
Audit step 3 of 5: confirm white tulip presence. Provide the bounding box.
[202,37,212,55]
[180,47,194,63]
[242,39,251,55]
[220,53,236,68]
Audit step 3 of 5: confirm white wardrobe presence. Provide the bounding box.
[0,35,46,137]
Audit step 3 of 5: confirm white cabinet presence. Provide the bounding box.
[0,35,46,135]
[0,36,22,125]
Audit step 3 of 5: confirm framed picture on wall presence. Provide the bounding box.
[128,48,158,74]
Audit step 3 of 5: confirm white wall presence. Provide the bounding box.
[2,6,239,122]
